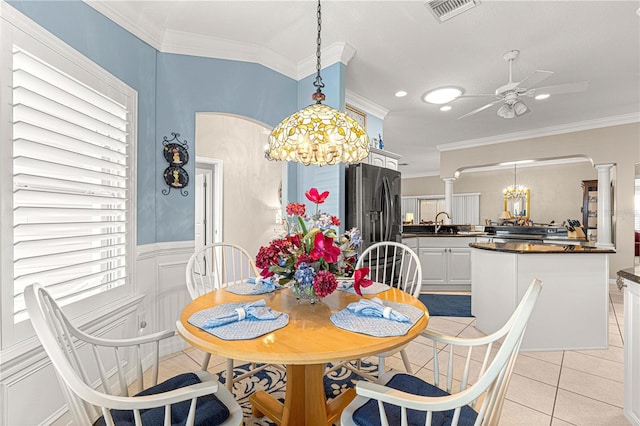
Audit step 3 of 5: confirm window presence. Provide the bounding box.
[1,7,137,341]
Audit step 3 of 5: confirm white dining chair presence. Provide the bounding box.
[334,241,422,380]
[25,283,242,426]
[186,242,279,391]
[341,278,543,426]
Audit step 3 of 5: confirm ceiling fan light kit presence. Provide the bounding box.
[457,49,589,120]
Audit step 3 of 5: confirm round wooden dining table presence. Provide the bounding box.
[177,285,429,426]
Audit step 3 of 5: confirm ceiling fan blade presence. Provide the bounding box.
[457,94,498,98]
[457,100,502,119]
[516,70,554,89]
[526,81,590,97]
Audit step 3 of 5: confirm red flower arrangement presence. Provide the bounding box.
[256,188,371,300]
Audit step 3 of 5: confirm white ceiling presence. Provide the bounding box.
[87,0,640,177]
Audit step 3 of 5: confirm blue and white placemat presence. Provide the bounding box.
[189,302,289,340]
[336,280,390,295]
[225,280,282,295]
[330,301,424,337]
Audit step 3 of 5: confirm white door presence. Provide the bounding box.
[195,159,222,249]
[195,167,212,251]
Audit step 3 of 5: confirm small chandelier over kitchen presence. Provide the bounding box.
[265,0,370,166]
[503,164,528,199]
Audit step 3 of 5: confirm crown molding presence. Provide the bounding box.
[84,1,355,81]
[400,170,442,179]
[296,42,356,80]
[84,1,164,50]
[345,89,390,119]
[437,113,640,152]
[161,29,298,78]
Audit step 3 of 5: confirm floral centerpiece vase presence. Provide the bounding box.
[255,187,372,303]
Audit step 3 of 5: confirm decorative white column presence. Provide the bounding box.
[595,163,614,248]
[443,177,455,224]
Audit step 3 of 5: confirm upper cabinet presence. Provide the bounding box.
[367,147,401,170]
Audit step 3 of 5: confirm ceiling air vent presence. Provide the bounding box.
[425,0,480,23]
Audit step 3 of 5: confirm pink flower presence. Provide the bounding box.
[286,202,306,217]
[313,270,338,298]
[310,232,341,264]
[330,216,341,226]
[353,267,373,296]
[305,188,329,205]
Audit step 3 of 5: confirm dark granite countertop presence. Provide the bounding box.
[402,233,486,238]
[617,265,640,284]
[470,242,616,254]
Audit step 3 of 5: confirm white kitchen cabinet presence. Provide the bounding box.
[367,147,401,170]
[418,237,474,291]
[472,248,609,351]
[419,248,448,286]
[621,276,640,426]
[448,248,472,285]
[403,237,418,251]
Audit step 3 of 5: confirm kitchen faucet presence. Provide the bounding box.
[435,211,451,233]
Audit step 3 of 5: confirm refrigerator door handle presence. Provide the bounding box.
[382,176,392,241]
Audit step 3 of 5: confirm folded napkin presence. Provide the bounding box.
[201,299,281,329]
[337,280,355,291]
[346,297,410,323]
[246,276,281,292]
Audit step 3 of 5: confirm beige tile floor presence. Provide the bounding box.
[163,282,628,425]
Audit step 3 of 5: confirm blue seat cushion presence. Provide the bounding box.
[93,373,230,426]
[352,373,478,426]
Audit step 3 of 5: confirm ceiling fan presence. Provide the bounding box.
[458,50,589,119]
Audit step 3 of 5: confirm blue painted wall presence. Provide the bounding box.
[293,63,347,229]
[9,1,297,244]
[155,54,296,242]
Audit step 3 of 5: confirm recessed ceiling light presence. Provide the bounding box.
[395,90,408,97]
[535,93,550,100]
[423,87,463,104]
[440,105,452,112]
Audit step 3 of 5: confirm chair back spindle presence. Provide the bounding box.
[186,243,259,299]
[356,242,422,297]
[25,283,242,425]
[341,279,543,426]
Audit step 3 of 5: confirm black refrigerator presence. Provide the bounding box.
[345,163,402,249]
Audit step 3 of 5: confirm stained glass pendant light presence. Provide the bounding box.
[266,0,370,166]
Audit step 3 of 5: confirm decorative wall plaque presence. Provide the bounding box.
[162,132,189,196]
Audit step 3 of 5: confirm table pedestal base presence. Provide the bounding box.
[250,363,357,426]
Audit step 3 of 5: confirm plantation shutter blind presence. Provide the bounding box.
[12,47,130,321]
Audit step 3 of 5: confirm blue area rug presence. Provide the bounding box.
[418,294,473,317]
[215,361,377,425]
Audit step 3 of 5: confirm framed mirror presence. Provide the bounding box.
[504,189,530,218]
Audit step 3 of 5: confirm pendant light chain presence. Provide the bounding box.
[312,0,325,103]
[265,0,370,166]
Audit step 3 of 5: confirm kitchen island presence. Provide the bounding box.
[471,242,614,351]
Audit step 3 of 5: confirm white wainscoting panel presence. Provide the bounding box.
[0,241,194,425]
